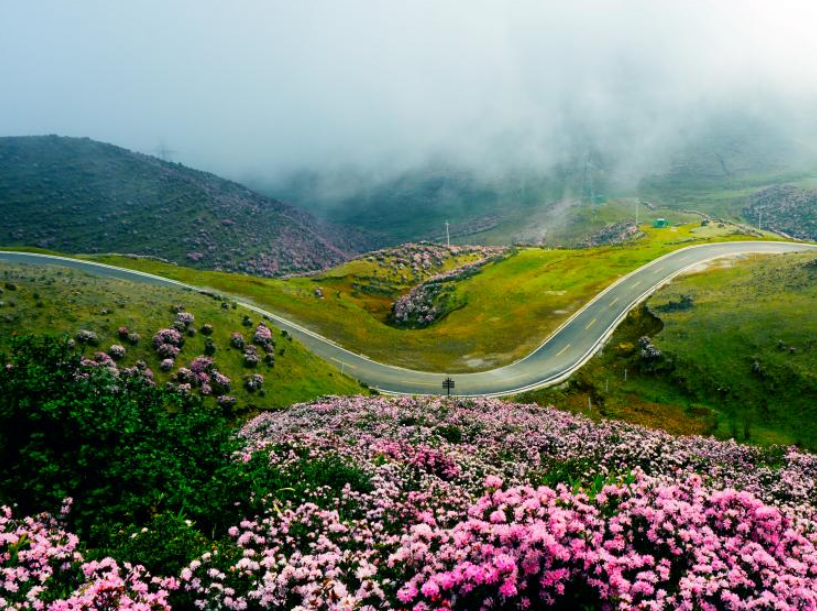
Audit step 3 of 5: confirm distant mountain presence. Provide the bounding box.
[743,185,817,240]
[263,113,816,246]
[0,136,376,276]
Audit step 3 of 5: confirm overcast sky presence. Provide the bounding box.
[2,1,817,181]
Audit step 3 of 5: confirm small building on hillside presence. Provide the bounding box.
[653,218,670,228]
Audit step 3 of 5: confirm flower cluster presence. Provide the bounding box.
[153,328,184,360]
[361,243,506,281]
[0,506,174,610]
[74,329,99,346]
[391,252,504,327]
[253,323,275,352]
[174,311,195,330]
[108,343,126,360]
[243,372,264,392]
[175,355,231,397]
[178,396,817,610]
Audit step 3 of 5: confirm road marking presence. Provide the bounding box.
[555,343,571,357]
[632,280,642,288]
[331,358,356,369]
[609,296,620,306]
[653,266,665,274]
[399,379,439,387]
[585,318,597,330]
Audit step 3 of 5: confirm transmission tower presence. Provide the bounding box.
[153,145,176,161]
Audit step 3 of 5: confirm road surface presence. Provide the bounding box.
[1,241,814,396]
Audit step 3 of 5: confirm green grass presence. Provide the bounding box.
[0,262,364,411]
[81,220,772,372]
[519,252,817,450]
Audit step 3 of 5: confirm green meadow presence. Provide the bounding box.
[0,262,364,411]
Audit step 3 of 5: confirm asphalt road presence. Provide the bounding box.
[1,240,814,396]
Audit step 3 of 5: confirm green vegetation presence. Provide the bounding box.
[0,262,363,409]
[0,135,373,276]
[87,221,772,371]
[0,335,372,583]
[519,252,817,450]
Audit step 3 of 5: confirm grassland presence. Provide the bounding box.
[0,262,364,411]
[519,252,817,450]
[77,220,771,372]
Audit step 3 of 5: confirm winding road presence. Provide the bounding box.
[1,241,815,396]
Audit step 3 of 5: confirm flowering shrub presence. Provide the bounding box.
[182,396,817,610]
[74,329,99,346]
[391,253,505,327]
[243,345,260,367]
[253,323,275,353]
[108,343,126,360]
[0,506,174,611]
[160,357,175,371]
[0,336,235,580]
[231,332,245,349]
[175,312,195,328]
[154,328,184,359]
[244,372,264,391]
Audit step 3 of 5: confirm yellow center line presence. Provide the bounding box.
[609,296,620,307]
[585,318,597,330]
[555,343,571,357]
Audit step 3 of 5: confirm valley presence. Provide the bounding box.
[5,4,817,607]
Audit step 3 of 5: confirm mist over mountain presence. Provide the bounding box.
[3,1,817,195]
[0,136,375,275]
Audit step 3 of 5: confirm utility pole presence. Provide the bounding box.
[445,221,450,248]
[635,201,640,227]
[624,368,628,382]
[758,209,763,232]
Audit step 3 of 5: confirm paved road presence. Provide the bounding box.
[1,241,814,396]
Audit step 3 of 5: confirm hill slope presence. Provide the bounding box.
[520,252,817,449]
[0,136,375,276]
[0,260,365,409]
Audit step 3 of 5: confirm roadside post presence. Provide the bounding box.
[442,377,455,397]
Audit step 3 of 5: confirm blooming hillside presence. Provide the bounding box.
[5,395,817,609]
[0,136,376,276]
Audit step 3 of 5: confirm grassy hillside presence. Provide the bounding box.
[0,261,364,410]
[83,220,768,372]
[519,252,817,450]
[0,135,375,276]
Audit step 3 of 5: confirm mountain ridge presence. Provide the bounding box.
[0,135,377,276]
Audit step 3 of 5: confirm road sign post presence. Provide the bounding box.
[442,377,455,397]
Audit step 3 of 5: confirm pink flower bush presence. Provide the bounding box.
[10,396,817,609]
[0,506,173,610]
[395,476,817,610]
[253,323,275,353]
[108,344,126,360]
[244,373,264,391]
[153,328,183,360]
[391,250,506,327]
[175,312,195,328]
[180,396,817,610]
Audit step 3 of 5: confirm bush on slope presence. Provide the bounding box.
[6,389,817,609]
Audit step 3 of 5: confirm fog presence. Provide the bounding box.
[2,0,817,186]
